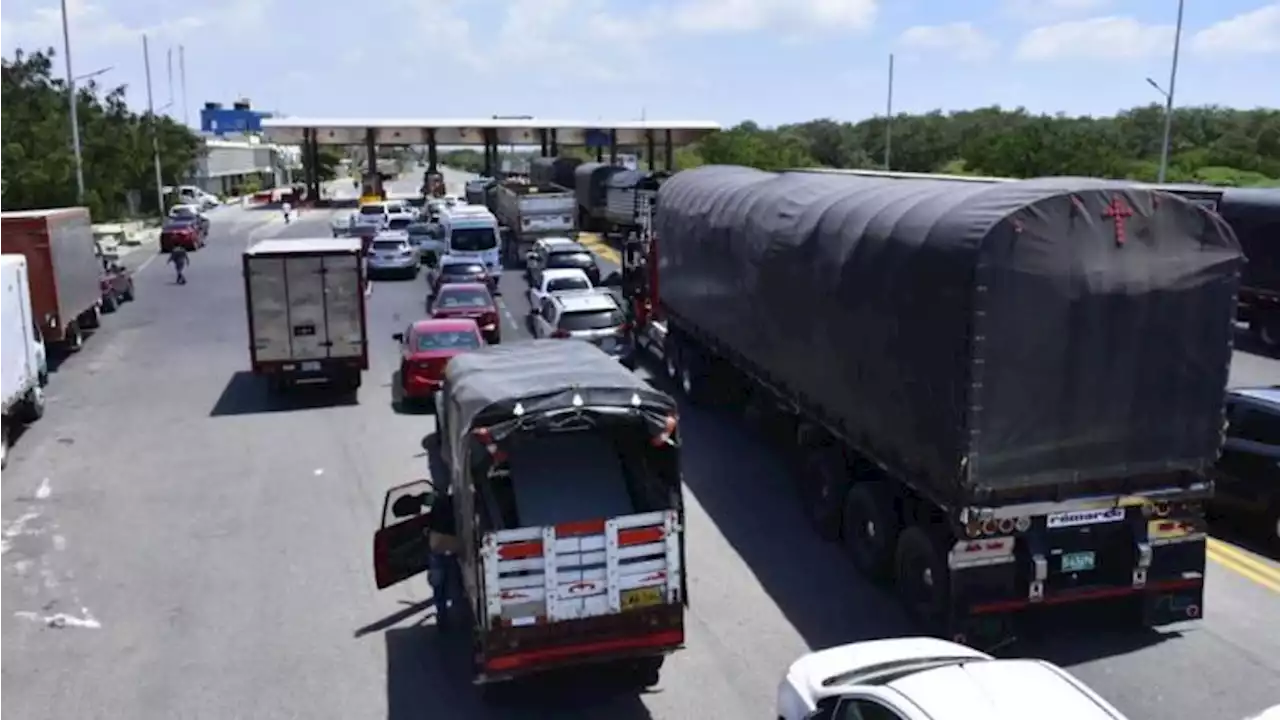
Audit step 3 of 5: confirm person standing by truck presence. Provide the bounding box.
[427,487,461,625]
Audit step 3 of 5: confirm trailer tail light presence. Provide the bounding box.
[472,426,507,463]
[551,329,570,338]
[651,415,678,446]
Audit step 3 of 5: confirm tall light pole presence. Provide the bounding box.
[884,53,895,171]
[143,35,166,214]
[1155,0,1186,184]
[59,0,85,202]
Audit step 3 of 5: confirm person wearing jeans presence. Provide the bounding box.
[427,490,461,625]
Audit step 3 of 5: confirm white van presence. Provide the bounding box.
[439,205,503,281]
[166,185,221,210]
[1,256,48,467]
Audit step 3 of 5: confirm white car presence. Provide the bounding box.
[524,236,580,279]
[527,267,593,310]
[385,200,416,224]
[777,637,1127,720]
[351,203,388,232]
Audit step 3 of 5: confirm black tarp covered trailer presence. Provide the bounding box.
[1219,188,1280,296]
[655,165,1243,506]
[575,163,625,218]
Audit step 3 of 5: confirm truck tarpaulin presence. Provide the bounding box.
[1219,188,1279,294]
[655,165,1242,503]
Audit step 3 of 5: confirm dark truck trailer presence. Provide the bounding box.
[530,156,583,189]
[574,162,625,232]
[1218,188,1280,349]
[1,207,105,351]
[604,171,669,236]
[630,165,1241,644]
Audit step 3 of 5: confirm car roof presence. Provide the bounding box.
[372,231,410,241]
[436,282,491,295]
[887,658,1124,720]
[542,268,591,281]
[539,236,577,246]
[1230,387,1280,411]
[412,318,480,333]
[547,242,590,253]
[553,289,618,312]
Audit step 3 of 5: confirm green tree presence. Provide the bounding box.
[2,47,203,219]
[305,148,343,182]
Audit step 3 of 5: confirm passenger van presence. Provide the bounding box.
[440,205,503,281]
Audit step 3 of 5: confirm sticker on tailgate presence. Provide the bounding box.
[1046,507,1125,529]
[292,324,316,337]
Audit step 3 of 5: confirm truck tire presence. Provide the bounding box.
[64,323,84,352]
[81,305,102,330]
[18,386,46,423]
[624,655,666,688]
[799,448,846,541]
[122,282,135,302]
[894,525,950,634]
[102,292,119,313]
[842,482,896,581]
[1255,317,1279,349]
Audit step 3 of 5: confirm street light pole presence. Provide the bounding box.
[143,35,166,214]
[885,53,895,171]
[59,0,85,203]
[1156,0,1186,184]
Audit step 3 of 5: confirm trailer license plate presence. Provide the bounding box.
[1061,551,1096,573]
[620,586,663,610]
[301,361,321,371]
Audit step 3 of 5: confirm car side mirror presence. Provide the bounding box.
[392,332,404,343]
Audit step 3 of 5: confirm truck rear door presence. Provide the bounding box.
[247,254,364,363]
[321,254,365,359]
[480,510,684,626]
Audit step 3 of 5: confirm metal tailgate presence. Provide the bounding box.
[283,256,328,359]
[247,257,292,362]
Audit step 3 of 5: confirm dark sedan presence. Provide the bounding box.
[1212,387,1280,547]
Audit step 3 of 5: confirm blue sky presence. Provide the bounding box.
[2,0,1277,128]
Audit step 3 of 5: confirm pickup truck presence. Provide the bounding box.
[492,181,576,266]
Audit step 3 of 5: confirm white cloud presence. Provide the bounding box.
[672,0,878,35]
[1015,16,1174,60]
[1004,0,1111,23]
[1192,2,1280,56]
[0,0,205,51]
[898,22,997,60]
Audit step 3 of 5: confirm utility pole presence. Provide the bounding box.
[179,45,190,127]
[143,35,165,214]
[166,47,174,111]
[59,0,85,202]
[1156,0,1185,184]
[884,53,895,171]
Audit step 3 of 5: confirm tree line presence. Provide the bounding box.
[444,106,1279,188]
[1,48,204,220]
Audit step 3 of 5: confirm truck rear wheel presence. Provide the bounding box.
[64,323,84,352]
[799,448,845,541]
[81,305,101,330]
[623,655,665,688]
[18,386,46,423]
[894,526,950,635]
[842,483,896,581]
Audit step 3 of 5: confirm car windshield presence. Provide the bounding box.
[416,330,481,351]
[547,276,591,292]
[547,252,594,268]
[558,308,624,331]
[450,227,496,252]
[387,217,412,230]
[441,263,485,276]
[163,219,195,229]
[436,289,491,309]
[359,205,385,216]
[372,240,406,251]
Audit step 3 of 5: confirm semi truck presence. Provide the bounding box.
[1,207,104,351]
[618,166,1242,646]
[492,181,576,266]
[243,238,368,393]
[1,256,49,468]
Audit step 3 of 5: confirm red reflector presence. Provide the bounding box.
[618,526,664,546]
[556,519,606,537]
[497,541,543,560]
[483,628,685,673]
[551,329,570,338]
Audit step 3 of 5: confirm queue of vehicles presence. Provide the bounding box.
[1,206,143,466]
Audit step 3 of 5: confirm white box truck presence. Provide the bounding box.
[2,256,49,467]
[243,237,368,393]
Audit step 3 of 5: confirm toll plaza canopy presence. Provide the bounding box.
[261,118,721,147]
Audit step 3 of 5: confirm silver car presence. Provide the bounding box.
[365,233,420,279]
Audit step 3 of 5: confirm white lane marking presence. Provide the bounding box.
[35,478,52,500]
[14,608,101,630]
[136,251,161,273]
[1,511,43,554]
[495,298,519,330]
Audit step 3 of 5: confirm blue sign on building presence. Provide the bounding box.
[583,129,610,148]
[201,107,271,135]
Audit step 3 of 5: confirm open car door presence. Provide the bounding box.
[373,479,435,590]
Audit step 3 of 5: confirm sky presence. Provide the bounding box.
[1,0,1278,129]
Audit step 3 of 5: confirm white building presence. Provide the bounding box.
[189,134,301,196]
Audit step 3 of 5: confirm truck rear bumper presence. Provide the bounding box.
[253,357,366,381]
[476,604,684,684]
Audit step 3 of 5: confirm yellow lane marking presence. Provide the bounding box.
[578,232,621,264]
[1208,538,1280,594]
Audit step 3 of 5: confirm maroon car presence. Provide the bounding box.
[99,259,135,312]
[429,282,500,343]
[160,218,203,252]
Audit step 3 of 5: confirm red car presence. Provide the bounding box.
[429,282,501,344]
[160,218,204,252]
[393,318,485,404]
[99,259,135,312]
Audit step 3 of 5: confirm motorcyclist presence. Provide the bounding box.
[282,200,293,224]
[168,245,189,284]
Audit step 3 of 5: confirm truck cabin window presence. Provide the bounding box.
[449,227,497,252]
[416,330,481,351]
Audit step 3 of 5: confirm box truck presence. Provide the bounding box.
[1,207,104,351]
[2,256,49,467]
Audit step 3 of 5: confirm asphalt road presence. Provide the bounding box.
[3,172,1278,720]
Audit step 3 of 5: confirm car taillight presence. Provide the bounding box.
[551,329,570,338]
[483,311,498,327]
